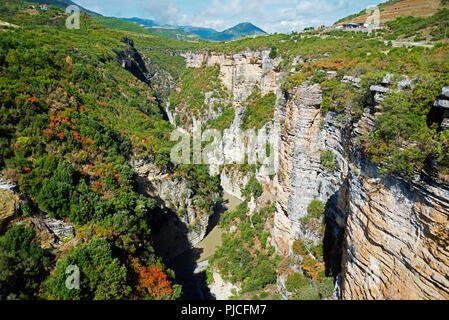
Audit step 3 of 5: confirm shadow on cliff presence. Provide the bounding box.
[322,181,350,279]
[147,204,214,300]
[160,199,228,300]
[118,37,169,121]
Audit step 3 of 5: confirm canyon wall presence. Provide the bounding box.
[166,48,449,299]
[132,157,211,259]
[341,154,449,299]
[274,79,449,299]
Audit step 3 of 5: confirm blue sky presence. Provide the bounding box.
[76,0,386,33]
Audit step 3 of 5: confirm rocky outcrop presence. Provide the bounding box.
[271,76,449,300]
[181,50,282,104]
[433,86,449,130]
[272,82,348,255]
[0,189,18,231]
[341,156,449,299]
[176,50,283,198]
[209,271,240,300]
[172,46,449,299]
[132,157,211,259]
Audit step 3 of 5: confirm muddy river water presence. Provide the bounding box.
[167,191,242,299]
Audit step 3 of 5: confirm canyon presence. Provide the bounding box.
[147,47,449,299]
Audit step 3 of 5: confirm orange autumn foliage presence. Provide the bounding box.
[73,132,81,140]
[43,129,53,139]
[136,265,173,299]
[57,132,65,140]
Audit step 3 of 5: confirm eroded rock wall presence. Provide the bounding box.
[272,83,348,256]
[132,158,210,259]
[341,156,449,299]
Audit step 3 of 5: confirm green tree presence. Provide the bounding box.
[0,224,49,299]
[43,237,131,300]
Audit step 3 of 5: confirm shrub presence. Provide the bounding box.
[321,96,333,114]
[301,200,325,226]
[320,150,337,172]
[0,224,49,299]
[243,176,263,200]
[269,46,278,59]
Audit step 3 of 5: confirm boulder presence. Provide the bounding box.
[381,73,394,85]
[434,99,449,109]
[370,85,391,94]
[326,71,337,79]
[341,76,361,88]
[442,86,449,99]
[0,189,18,230]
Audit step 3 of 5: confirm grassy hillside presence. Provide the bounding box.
[27,0,101,16]
[336,0,449,25]
[146,26,205,41]
[92,16,158,36]
[0,1,216,300]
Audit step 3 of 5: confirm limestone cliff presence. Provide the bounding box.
[132,157,212,259]
[161,47,449,299]
[273,78,449,300]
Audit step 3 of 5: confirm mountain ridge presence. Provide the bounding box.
[27,0,101,16]
[119,18,267,41]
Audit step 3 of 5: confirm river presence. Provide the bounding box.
[166,191,242,300]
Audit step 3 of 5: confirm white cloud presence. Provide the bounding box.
[76,0,383,33]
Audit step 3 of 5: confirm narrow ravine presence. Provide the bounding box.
[166,191,242,300]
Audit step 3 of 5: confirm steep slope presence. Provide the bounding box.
[0,3,219,300]
[28,0,101,16]
[336,0,449,25]
[165,10,449,299]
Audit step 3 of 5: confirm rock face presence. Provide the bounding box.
[341,156,449,299]
[181,50,282,104]
[132,157,211,259]
[269,77,449,299]
[272,82,348,255]
[171,47,449,299]
[175,50,283,197]
[0,189,18,230]
[209,271,240,300]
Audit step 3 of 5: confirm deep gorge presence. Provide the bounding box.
[143,48,449,299]
[1,3,449,300]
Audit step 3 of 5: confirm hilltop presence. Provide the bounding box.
[336,0,449,25]
[214,22,267,41]
[27,0,101,16]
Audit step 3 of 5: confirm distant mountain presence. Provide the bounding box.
[121,17,158,27]
[178,22,267,41]
[118,19,267,42]
[216,22,267,41]
[28,0,101,16]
